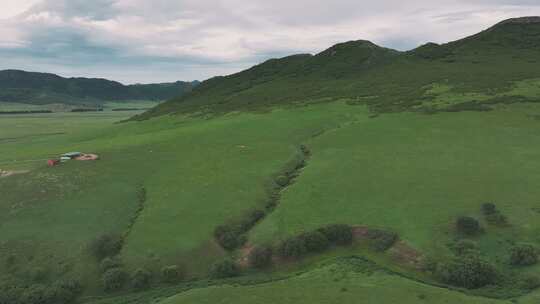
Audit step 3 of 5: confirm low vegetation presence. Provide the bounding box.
[510,245,539,266]
[455,216,481,236]
[436,255,500,289]
[210,259,239,279]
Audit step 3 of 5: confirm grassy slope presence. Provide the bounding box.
[250,103,540,257]
[0,103,365,295]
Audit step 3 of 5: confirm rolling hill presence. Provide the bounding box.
[0,69,199,106]
[137,16,540,119]
[3,16,540,304]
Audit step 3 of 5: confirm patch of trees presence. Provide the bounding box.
[214,209,265,251]
[0,279,82,304]
[0,110,52,114]
[210,259,239,279]
[277,224,353,259]
[71,108,104,112]
[450,240,479,256]
[510,245,539,266]
[248,246,273,269]
[88,233,124,260]
[481,203,508,226]
[161,265,183,283]
[436,255,500,289]
[455,216,481,235]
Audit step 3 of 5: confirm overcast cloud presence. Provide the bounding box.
[1,0,540,83]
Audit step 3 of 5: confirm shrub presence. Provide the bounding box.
[300,231,330,253]
[248,246,273,268]
[485,213,507,226]
[20,284,51,304]
[214,225,246,251]
[45,280,82,304]
[102,268,127,292]
[210,259,239,279]
[317,224,353,246]
[456,216,480,235]
[88,233,123,260]
[436,256,499,289]
[28,267,47,282]
[100,257,121,273]
[275,175,290,187]
[277,236,307,258]
[519,274,540,290]
[161,265,182,283]
[451,240,478,256]
[239,209,265,231]
[5,254,16,268]
[366,229,398,252]
[131,268,152,290]
[510,245,539,266]
[481,203,497,215]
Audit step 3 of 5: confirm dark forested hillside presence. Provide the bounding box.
[0,69,199,105]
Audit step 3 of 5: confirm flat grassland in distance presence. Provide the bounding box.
[0,100,160,113]
[3,101,540,302]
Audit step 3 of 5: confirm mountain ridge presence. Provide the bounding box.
[0,69,199,106]
[135,16,540,119]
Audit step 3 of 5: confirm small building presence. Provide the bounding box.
[61,152,82,159]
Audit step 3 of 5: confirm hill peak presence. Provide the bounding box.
[496,16,540,26]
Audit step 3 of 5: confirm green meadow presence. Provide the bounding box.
[2,99,540,303]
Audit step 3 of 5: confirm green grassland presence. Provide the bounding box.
[2,101,540,303]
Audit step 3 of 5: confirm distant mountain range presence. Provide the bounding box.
[137,16,540,119]
[0,69,199,106]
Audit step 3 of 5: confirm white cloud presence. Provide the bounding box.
[0,0,540,83]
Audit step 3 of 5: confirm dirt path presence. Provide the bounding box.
[0,169,29,178]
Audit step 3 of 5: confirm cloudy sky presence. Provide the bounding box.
[1,0,540,84]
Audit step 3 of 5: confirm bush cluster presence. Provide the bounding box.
[365,229,398,252]
[275,175,290,187]
[519,274,540,290]
[131,268,152,290]
[455,216,481,235]
[100,257,122,272]
[102,268,128,292]
[248,246,273,268]
[210,259,239,279]
[436,256,499,289]
[317,224,353,246]
[277,224,353,259]
[301,231,330,252]
[0,279,82,304]
[214,209,266,251]
[277,236,308,258]
[214,224,247,251]
[481,203,507,226]
[510,245,539,266]
[88,233,124,260]
[450,240,479,256]
[161,265,183,283]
